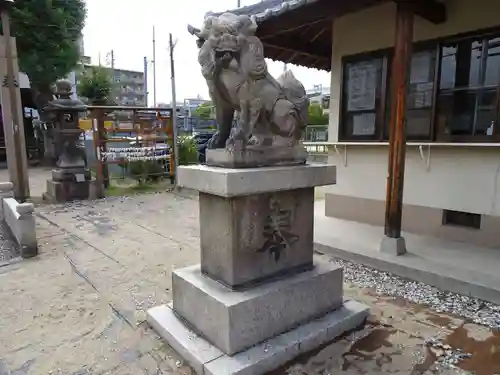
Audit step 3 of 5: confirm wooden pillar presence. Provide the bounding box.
[384,2,414,239]
[0,14,29,201]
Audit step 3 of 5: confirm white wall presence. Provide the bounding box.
[325,0,500,217]
[325,145,500,216]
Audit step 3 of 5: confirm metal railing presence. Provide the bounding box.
[303,142,329,154]
[303,125,328,142]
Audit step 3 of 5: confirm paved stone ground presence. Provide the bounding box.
[0,191,498,375]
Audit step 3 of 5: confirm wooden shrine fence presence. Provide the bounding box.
[83,106,176,188]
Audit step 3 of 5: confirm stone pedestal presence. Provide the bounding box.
[147,164,369,375]
[43,167,101,203]
[380,236,407,255]
[206,146,308,168]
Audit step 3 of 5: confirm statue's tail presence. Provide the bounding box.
[277,70,309,130]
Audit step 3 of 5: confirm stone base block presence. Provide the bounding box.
[199,188,314,289]
[178,163,337,289]
[44,179,101,203]
[206,146,308,168]
[177,164,337,198]
[148,300,369,375]
[171,261,343,355]
[379,236,407,256]
[52,167,91,183]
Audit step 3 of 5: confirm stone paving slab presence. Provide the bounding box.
[0,192,497,374]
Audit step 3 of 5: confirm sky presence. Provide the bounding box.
[83,0,330,105]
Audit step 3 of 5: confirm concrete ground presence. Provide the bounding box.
[0,191,498,375]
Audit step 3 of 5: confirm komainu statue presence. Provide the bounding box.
[188,13,309,167]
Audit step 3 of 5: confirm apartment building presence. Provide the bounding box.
[78,64,146,107]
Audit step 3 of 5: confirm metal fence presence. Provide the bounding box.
[303,125,328,142]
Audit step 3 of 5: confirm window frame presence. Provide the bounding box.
[338,26,500,143]
[383,41,440,141]
[339,49,390,141]
[435,32,500,142]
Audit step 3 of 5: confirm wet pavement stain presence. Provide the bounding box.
[348,328,395,353]
[411,346,438,375]
[367,290,428,314]
[266,322,371,375]
[444,324,500,375]
[342,328,397,370]
[425,313,453,328]
[384,295,428,313]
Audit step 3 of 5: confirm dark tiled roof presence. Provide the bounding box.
[206,0,320,23]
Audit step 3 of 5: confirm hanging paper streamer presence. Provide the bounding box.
[102,146,170,162]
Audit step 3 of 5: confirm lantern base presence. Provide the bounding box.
[52,167,91,183]
[43,178,101,203]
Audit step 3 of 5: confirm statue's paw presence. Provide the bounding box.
[206,132,220,149]
[247,135,260,146]
[226,128,244,144]
[226,128,248,150]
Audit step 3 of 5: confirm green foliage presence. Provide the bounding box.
[9,0,87,88]
[192,102,213,120]
[128,160,165,185]
[308,102,329,125]
[77,66,113,104]
[177,136,198,165]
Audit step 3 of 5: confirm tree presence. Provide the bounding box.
[77,66,114,105]
[9,0,86,116]
[308,102,329,125]
[192,102,213,120]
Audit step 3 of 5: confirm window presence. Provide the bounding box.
[442,209,481,229]
[341,55,385,140]
[385,48,437,140]
[339,29,500,143]
[436,36,500,140]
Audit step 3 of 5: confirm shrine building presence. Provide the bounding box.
[211,0,500,248]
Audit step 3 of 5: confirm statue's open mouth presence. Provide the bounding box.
[215,49,236,62]
[214,48,237,54]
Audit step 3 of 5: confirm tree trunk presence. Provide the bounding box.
[32,83,56,165]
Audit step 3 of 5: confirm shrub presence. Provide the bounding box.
[128,160,166,185]
[177,136,198,165]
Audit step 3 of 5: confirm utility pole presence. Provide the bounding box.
[237,0,241,6]
[169,33,179,186]
[152,26,157,107]
[144,56,148,107]
[1,0,28,201]
[105,50,114,68]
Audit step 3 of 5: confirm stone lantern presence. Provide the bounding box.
[42,79,98,202]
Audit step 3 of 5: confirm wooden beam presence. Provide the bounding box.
[393,0,446,24]
[384,1,413,239]
[263,36,331,61]
[310,26,328,43]
[257,0,385,39]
